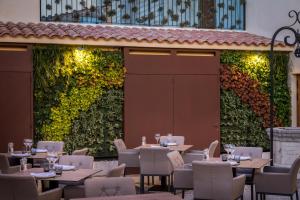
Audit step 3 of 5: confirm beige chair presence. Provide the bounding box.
[37,141,64,152]
[72,148,89,155]
[191,140,219,158]
[193,161,245,200]
[159,136,185,145]
[167,151,194,198]
[113,139,139,169]
[234,147,263,200]
[84,177,136,197]
[61,155,94,200]
[139,147,172,193]
[0,174,62,200]
[93,163,126,177]
[254,156,300,200]
[0,154,20,174]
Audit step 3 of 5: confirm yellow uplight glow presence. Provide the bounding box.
[74,48,87,64]
[246,54,268,65]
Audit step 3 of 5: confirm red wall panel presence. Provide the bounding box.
[0,46,33,152]
[124,48,220,152]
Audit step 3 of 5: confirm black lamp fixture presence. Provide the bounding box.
[269,10,300,166]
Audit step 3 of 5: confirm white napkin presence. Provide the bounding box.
[30,172,56,178]
[35,149,48,153]
[54,164,76,171]
[11,153,31,157]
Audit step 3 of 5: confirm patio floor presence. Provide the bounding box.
[94,160,300,200]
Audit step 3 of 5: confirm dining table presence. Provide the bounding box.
[14,167,102,190]
[135,144,193,153]
[71,192,183,200]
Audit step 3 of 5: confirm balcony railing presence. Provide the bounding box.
[40,0,245,30]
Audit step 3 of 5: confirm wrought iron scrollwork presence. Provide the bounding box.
[288,10,300,27]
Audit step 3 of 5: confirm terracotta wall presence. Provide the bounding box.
[124,48,220,154]
[0,45,33,152]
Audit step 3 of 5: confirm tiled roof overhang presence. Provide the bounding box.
[0,22,292,51]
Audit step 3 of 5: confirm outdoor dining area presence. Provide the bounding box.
[0,134,299,200]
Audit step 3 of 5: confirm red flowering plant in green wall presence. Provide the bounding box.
[220,51,290,150]
[221,64,282,128]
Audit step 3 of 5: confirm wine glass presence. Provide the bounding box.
[229,144,236,159]
[154,133,160,144]
[27,139,33,153]
[23,139,29,153]
[47,152,58,171]
[223,144,231,155]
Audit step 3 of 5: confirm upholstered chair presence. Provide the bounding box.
[0,154,21,174]
[167,150,194,198]
[0,174,62,200]
[139,147,172,193]
[190,140,219,158]
[113,139,139,169]
[37,141,64,152]
[234,147,263,200]
[72,148,89,155]
[254,156,300,200]
[60,155,94,200]
[93,163,126,178]
[193,161,245,200]
[84,177,136,197]
[159,136,185,145]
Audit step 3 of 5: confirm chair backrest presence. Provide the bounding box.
[0,154,10,173]
[289,156,300,190]
[113,139,127,153]
[59,155,94,169]
[193,161,233,200]
[160,136,185,145]
[72,148,89,155]
[139,147,172,175]
[234,147,263,158]
[37,141,64,152]
[84,177,136,197]
[167,151,184,170]
[0,174,39,200]
[107,163,126,177]
[208,140,219,158]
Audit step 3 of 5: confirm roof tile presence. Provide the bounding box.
[0,21,284,47]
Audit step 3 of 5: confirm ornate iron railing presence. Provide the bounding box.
[40,0,245,30]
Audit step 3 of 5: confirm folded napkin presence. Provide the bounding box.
[35,148,48,153]
[54,164,75,171]
[11,153,31,157]
[30,172,56,178]
[239,156,251,161]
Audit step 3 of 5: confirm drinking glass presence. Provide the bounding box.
[7,142,14,154]
[229,144,236,159]
[47,152,58,171]
[154,133,160,144]
[23,139,33,153]
[223,144,231,155]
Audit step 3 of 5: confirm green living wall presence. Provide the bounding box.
[33,46,290,156]
[33,45,125,157]
[220,51,290,150]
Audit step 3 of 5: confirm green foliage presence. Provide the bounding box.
[33,45,125,157]
[221,51,290,126]
[64,89,123,156]
[221,90,270,150]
